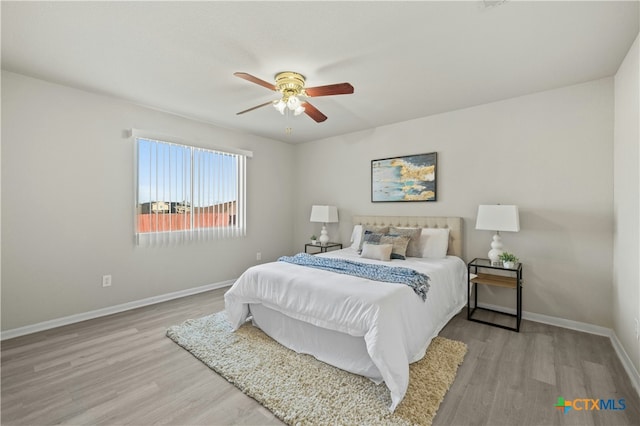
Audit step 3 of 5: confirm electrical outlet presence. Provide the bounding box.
[102,275,112,287]
[635,318,639,341]
[256,252,262,261]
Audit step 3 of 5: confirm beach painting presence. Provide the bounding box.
[371,152,437,202]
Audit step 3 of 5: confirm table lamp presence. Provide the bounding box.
[310,205,339,246]
[475,204,520,266]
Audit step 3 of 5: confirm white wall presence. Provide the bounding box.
[294,78,615,328]
[1,71,295,331]
[0,66,626,339]
[613,33,640,373]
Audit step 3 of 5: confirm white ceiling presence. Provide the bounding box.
[2,1,638,144]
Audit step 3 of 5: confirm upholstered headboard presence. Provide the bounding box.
[352,215,463,258]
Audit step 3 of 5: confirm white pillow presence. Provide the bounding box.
[360,242,393,261]
[350,225,364,249]
[420,228,450,259]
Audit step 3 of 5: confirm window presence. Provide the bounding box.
[133,130,250,245]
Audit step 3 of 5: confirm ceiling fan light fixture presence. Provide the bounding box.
[235,70,353,123]
[287,95,301,110]
[273,99,286,114]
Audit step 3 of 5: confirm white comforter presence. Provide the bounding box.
[224,248,467,411]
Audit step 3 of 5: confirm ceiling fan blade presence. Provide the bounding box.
[236,101,274,115]
[234,72,276,91]
[302,102,327,123]
[305,82,354,97]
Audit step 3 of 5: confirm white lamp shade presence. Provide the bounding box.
[273,100,286,114]
[287,96,301,110]
[310,205,339,223]
[475,205,520,232]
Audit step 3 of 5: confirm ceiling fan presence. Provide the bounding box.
[234,71,354,123]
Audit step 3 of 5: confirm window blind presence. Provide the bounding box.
[132,129,249,246]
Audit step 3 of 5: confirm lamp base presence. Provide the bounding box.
[319,225,330,246]
[488,233,503,266]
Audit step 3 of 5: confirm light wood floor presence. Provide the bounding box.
[2,288,639,425]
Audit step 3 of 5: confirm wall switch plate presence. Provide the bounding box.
[102,275,112,287]
[256,252,262,261]
[635,318,639,341]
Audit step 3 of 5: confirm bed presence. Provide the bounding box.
[224,216,466,411]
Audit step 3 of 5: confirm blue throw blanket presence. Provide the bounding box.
[278,253,430,301]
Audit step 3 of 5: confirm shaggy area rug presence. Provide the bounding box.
[167,311,466,426]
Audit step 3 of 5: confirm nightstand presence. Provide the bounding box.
[467,257,523,332]
[305,242,342,254]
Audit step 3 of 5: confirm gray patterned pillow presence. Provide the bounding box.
[380,234,411,260]
[357,226,389,252]
[360,231,384,251]
[389,227,423,258]
[362,232,411,260]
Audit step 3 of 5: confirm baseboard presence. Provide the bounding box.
[0,280,235,341]
[477,302,613,335]
[477,302,640,398]
[609,332,640,399]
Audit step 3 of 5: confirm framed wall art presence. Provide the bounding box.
[371,152,437,202]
